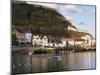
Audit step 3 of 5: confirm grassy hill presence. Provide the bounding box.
[12,2,91,37]
[12,2,73,36]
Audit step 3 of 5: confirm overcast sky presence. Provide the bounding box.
[14,0,96,38]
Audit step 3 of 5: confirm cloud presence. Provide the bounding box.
[64,5,82,13]
[55,5,82,21]
[26,2,57,9]
[64,15,74,21]
[57,5,82,14]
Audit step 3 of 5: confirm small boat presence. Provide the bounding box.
[48,56,61,61]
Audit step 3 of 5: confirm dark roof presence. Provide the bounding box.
[74,38,85,41]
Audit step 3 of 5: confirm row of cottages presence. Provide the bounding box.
[12,26,93,47]
[67,25,93,47]
[32,34,93,47]
[60,37,83,47]
[12,32,93,48]
[70,34,92,47]
[12,30,93,47]
[32,35,70,47]
[32,35,65,47]
[60,35,93,48]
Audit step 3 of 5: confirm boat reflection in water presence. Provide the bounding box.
[48,56,61,61]
[12,51,96,74]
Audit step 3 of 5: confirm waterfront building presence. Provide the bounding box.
[32,35,49,47]
[81,34,92,47]
[74,38,85,47]
[31,33,93,48]
[18,33,32,46]
[78,29,88,33]
[42,36,48,47]
[68,25,77,31]
[91,38,96,46]
[32,35,41,46]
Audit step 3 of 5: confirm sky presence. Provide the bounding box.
[20,1,96,38]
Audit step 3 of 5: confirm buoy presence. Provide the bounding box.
[19,64,21,66]
[28,52,32,55]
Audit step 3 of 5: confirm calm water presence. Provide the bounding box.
[12,51,96,74]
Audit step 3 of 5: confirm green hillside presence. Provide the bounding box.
[12,2,91,37]
[12,2,73,35]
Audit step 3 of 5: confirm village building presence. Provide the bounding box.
[18,32,32,46]
[68,25,77,31]
[32,35,67,47]
[74,37,85,47]
[81,34,92,47]
[42,36,48,47]
[67,39,74,46]
[32,35,48,47]
[12,29,93,48]
[91,38,96,46]
[32,35,41,46]
[78,29,88,33]
[60,37,72,46]
[47,36,58,47]
[60,35,91,48]
[65,35,93,48]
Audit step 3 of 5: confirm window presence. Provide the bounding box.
[36,37,39,39]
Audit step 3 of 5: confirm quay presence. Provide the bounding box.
[12,46,96,55]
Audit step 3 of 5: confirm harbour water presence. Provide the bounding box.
[12,50,96,74]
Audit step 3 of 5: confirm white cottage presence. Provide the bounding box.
[42,36,48,47]
[62,40,66,47]
[81,35,92,47]
[32,35,48,47]
[32,35,41,46]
